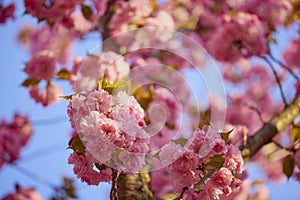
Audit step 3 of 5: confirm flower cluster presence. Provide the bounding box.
[0,2,15,24]
[0,114,32,168]
[73,51,130,93]
[110,0,153,36]
[205,12,268,63]
[18,23,75,106]
[68,89,150,184]
[23,0,84,26]
[152,126,245,199]
[68,151,112,185]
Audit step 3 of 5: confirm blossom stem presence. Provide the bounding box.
[241,94,300,161]
[269,54,299,81]
[12,162,57,189]
[263,56,288,106]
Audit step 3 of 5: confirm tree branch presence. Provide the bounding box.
[113,157,153,200]
[241,95,300,161]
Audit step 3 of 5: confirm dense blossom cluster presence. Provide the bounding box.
[205,12,268,62]
[0,114,32,168]
[151,126,245,199]
[23,0,84,26]
[67,89,149,183]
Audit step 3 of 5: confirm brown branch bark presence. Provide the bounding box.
[241,95,300,161]
[114,162,153,200]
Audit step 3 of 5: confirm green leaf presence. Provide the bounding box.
[81,4,93,20]
[62,177,77,199]
[198,111,211,129]
[160,193,178,200]
[207,154,224,170]
[291,123,300,142]
[219,128,234,144]
[293,0,300,21]
[165,122,176,130]
[283,154,295,178]
[152,150,160,159]
[133,85,154,110]
[98,76,131,94]
[172,138,188,147]
[21,78,40,87]
[68,135,85,155]
[57,69,72,80]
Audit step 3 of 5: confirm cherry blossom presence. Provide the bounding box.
[23,0,84,26]
[74,51,130,93]
[29,84,63,107]
[68,90,149,176]
[68,151,111,185]
[0,3,15,24]
[0,114,32,168]
[205,12,268,63]
[283,38,300,69]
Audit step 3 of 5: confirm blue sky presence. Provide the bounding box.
[0,1,300,200]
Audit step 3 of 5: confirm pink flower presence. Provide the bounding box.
[223,124,248,147]
[211,167,233,189]
[151,160,174,197]
[239,0,292,26]
[71,11,92,34]
[150,127,177,150]
[0,114,32,168]
[68,90,149,174]
[27,24,74,64]
[283,38,300,69]
[224,145,244,174]
[92,0,108,18]
[111,91,147,138]
[68,152,111,185]
[23,0,84,25]
[149,87,179,127]
[118,151,145,173]
[206,12,268,63]
[145,10,175,29]
[74,52,130,93]
[159,142,185,166]
[0,3,15,24]
[25,53,56,81]
[87,90,113,114]
[109,0,153,35]
[29,84,63,107]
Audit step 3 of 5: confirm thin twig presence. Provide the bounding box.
[176,187,188,200]
[12,162,57,189]
[262,57,288,106]
[243,103,265,123]
[20,142,66,162]
[269,54,299,81]
[31,115,67,126]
